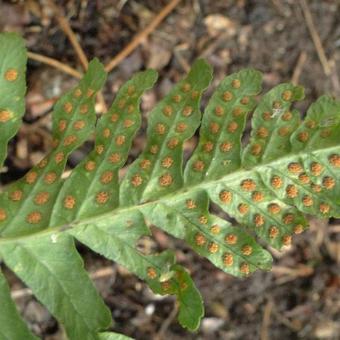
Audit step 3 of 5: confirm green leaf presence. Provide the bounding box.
[1,32,340,339]
[0,234,111,340]
[0,32,27,169]
[98,332,133,340]
[0,270,38,340]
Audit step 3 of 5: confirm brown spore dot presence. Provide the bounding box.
[288,162,303,174]
[26,171,38,184]
[305,120,316,129]
[172,94,181,103]
[286,185,298,198]
[26,211,42,224]
[109,153,121,164]
[227,121,238,133]
[191,90,199,99]
[203,141,214,153]
[63,102,73,113]
[219,190,232,203]
[0,208,7,222]
[242,245,253,256]
[319,203,330,214]
[311,184,322,193]
[176,122,187,133]
[10,190,23,201]
[238,203,249,215]
[220,142,233,152]
[240,263,250,275]
[199,215,208,224]
[282,90,292,101]
[74,88,82,97]
[161,281,171,292]
[58,120,67,132]
[159,173,173,187]
[252,191,264,202]
[86,88,95,97]
[240,178,256,191]
[38,158,48,168]
[269,226,279,238]
[271,175,283,189]
[127,85,135,95]
[64,195,76,209]
[262,111,272,121]
[63,135,77,146]
[251,143,262,156]
[310,162,324,176]
[293,224,304,234]
[5,68,18,81]
[254,214,265,227]
[328,154,340,167]
[186,199,196,209]
[118,99,126,108]
[298,173,310,184]
[0,110,11,122]
[195,233,206,246]
[257,127,269,138]
[85,160,96,171]
[282,234,292,246]
[124,119,135,128]
[96,191,109,204]
[320,128,331,138]
[182,106,193,117]
[80,104,88,114]
[140,159,151,169]
[111,113,119,122]
[302,195,313,207]
[162,105,173,117]
[241,96,250,105]
[267,203,281,214]
[193,160,205,172]
[161,156,174,169]
[156,123,166,135]
[215,106,224,116]
[100,171,113,184]
[150,145,159,154]
[223,253,234,266]
[222,91,233,102]
[278,126,290,137]
[232,79,241,88]
[147,267,157,279]
[282,111,292,121]
[208,242,219,254]
[131,174,143,187]
[73,120,85,130]
[322,176,335,190]
[283,214,294,224]
[298,131,309,142]
[127,105,134,114]
[210,122,220,134]
[167,138,179,149]
[182,83,191,92]
[115,135,126,146]
[44,172,57,184]
[232,107,244,118]
[273,100,282,109]
[225,233,238,245]
[34,192,50,205]
[103,128,111,138]
[210,225,221,234]
[96,145,105,155]
[55,152,64,164]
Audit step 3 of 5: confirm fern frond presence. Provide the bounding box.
[1,32,340,339]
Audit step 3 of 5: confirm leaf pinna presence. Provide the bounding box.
[0,32,340,339]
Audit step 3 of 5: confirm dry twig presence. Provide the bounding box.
[291,51,307,85]
[105,0,181,73]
